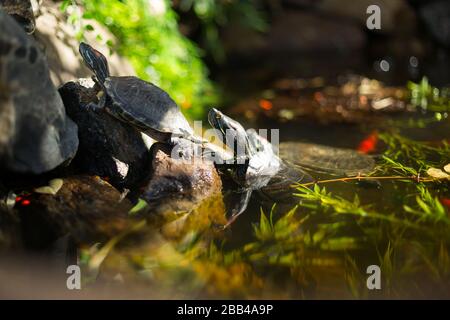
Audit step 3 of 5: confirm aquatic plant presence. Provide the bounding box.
[408,77,450,113]
[61,0,218,119]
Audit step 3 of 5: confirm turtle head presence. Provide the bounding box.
[79,42,110,84]
[208,108,251,159]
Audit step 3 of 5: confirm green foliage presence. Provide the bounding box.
[129,198,148,215]
[252,204,301,242]
[178,0,268,63]
[403,185,448,223]
[378,132,450,171]
[408,77,450,112]
[62,0,218,119]
[296,185,426,229]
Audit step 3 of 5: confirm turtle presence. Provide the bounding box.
[78,42,204,150]
[207,108,375,226]
[208,108,313,226]
[0,0,35,34]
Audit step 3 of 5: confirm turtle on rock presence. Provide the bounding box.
[78,42,205,155]
[0,0,35,34]
[208,108,375,227]
[208,108,314,226]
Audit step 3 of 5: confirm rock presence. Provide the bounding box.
[59,80,150,191]
[419,0,450,48]
[15,175,133,247]
[142,143,222,216]
[34,1,136,87]
[0,183,21,250]
[0,9,79,174]
[0,0,35,34]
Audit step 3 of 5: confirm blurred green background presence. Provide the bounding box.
[62,0,266,119]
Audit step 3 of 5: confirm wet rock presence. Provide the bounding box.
[15,175,133,247]
[142,143,222,216]
[0,183,21,250]
[35,1,135,87]
[0,10,79,174]
[279,142,375,176]
[0,0,35,34]
[419,0,450,48]
[59,80,150,191]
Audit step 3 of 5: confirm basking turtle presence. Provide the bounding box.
[78,42,203,149]
[208,108,313,225]
[208,108,375,225]
[0,0,35,34]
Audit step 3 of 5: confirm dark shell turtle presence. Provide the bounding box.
[78,42,196,145]
[0,0,35,34]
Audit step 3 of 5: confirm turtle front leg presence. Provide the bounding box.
[177,129,208,146]
[83,90,106,112]
[169,136,196,160]
[83,102,103,112]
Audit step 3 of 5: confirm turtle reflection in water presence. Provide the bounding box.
[208,109,375,226]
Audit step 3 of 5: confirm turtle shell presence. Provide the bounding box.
[279,142,375,176]
[104,76,193,138]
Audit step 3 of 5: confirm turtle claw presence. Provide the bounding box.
[83,102,103,112]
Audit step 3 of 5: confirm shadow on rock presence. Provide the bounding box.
[59,79,151,191]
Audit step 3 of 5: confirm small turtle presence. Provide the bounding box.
[0,0,35,34]
[79,42,203,149]
[208,108,376,226]
[208,108,313,226]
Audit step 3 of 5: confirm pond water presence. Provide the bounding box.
[210,52,450,299]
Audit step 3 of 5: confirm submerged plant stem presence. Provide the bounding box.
[295,175,442,188]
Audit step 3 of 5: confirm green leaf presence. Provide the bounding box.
[84,24,95,31]
[129,199,148,215]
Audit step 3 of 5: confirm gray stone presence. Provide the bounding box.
[58,80,150,191]
[0,0,35,34]
[0,9,79,174]
[142,143,222,215]
[15,175,133,246]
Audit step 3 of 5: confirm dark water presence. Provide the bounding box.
[213,52,450,298]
